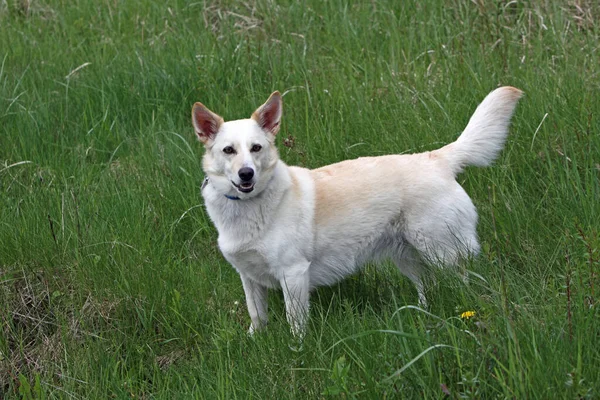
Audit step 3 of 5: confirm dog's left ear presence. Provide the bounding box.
[252,91,282,136]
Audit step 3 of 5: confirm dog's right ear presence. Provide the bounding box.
[192,102,223,145]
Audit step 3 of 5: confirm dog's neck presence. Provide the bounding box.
[202,177,241,200]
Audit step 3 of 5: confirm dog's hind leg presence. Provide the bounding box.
[393,245,429,308]
[241,274,269,335]
[403,207,480,302]
[405,187,481,271]
[406,222,480,268]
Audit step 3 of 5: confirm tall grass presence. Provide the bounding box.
[1,0,599,398]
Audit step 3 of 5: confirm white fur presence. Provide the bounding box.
[194,87,523,337]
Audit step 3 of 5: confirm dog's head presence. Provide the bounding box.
[192,92,282,199]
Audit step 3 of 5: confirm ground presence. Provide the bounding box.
[1,1,599,398]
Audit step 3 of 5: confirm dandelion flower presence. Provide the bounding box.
[460,311,476,320]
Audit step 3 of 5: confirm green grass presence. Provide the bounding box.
[1,0,599,398]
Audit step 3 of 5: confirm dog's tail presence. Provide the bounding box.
[435,86,523,175]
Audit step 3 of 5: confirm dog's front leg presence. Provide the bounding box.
[240,274,268,335]
[280,263,310,339]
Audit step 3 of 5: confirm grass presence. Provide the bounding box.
[1,0,599,398]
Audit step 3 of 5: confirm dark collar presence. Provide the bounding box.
[202,177,241,200]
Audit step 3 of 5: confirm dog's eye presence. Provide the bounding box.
[223,146,236,155]
[250,144,262,153]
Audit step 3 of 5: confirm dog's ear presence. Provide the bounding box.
[252,91,282,136]
[192,102,223,145]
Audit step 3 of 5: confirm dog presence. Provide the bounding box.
[192,87,522,337]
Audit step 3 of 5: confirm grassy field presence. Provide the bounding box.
[1,0,599,398]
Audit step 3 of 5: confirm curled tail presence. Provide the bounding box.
[436,86,523,175]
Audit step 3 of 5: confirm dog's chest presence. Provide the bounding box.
[219,238,280,288]
[210,205,281,287]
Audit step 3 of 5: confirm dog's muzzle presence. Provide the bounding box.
[233,167,255,193]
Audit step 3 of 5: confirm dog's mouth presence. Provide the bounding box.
[232,181,255,193]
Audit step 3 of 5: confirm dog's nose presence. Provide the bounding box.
[238,167,254,182]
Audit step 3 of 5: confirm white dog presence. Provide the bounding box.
[192,87,522,336]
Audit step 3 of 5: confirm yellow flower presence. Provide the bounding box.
[460,311,476,320]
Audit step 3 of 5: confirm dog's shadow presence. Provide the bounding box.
[269,262,420,323]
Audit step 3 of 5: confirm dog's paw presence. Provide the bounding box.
[247,322,267,337]
[288,327,305,352]
[288,343,304,352]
